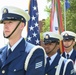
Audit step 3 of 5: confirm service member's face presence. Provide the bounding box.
[44,43,58,56]
[63,40,75,50]
[3,20,24,39]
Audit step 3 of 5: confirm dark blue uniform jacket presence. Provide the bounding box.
[0,38,45,75]
[45,53,74,75]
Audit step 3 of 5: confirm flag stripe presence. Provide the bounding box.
[50,0,64,53]
[57,0,64,53]
[57,0,64,33]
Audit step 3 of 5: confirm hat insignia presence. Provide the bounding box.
[64,33,68,36]
[3,8,8,14]
[45,34,49,39]
[21,18,23,21]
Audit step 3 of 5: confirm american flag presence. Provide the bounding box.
[26,0,40,45]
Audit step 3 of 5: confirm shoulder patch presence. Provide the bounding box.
[35,61,43,69]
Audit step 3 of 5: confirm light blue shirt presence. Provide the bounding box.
[7,37,23,52]
[46,52,58,65]
[65,48,73,58]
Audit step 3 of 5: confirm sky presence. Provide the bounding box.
[0,0,48,20]
[0,0,48,48]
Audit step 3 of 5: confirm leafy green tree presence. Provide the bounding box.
[66,0,76,33]
[43,0,76,33]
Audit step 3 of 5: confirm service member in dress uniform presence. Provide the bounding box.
[0,6,46,75]
[61,31,76,61]
[43,32,75,75]
[61,31,76,73]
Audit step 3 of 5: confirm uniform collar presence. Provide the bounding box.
[46,52,58,65]
[50,53,57,63]
[65,48,73,57]
[8,37,23,51]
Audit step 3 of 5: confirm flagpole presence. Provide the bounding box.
[64,0,66,31]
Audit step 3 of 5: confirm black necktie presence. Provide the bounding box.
[67,54,69,59]
[6,48,12,59]
[45,57,51,70]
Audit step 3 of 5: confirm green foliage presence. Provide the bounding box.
[47,0,52,2]
[42,0,51,32]
[43,0,76,33]
[43,17,50,32]
[66,0,76,33]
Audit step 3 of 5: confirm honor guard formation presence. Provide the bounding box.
[43,32,75,75]
[0,6,76,75]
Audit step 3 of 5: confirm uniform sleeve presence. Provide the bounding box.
[25,48,45,75]
[65,60,75,75]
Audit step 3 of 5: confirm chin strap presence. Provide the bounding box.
[64,41,73,48]
[4,21,21,38]
[47,43,58,55]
